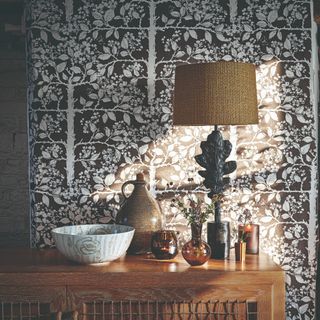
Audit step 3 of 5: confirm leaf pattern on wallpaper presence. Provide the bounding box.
[26,0,317,319]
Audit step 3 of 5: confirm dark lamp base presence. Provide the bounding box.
[207,221,230,260]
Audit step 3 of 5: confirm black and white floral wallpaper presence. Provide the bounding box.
[26,0,317,318]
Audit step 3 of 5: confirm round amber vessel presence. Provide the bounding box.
[182,223,211,266]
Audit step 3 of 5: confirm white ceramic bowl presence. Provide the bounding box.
[52,224,135,264]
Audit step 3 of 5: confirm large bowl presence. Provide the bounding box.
[52,224,135,264]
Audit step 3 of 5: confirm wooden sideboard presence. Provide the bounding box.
[0,248,285,319]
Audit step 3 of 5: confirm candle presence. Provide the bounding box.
[238,224,259,254]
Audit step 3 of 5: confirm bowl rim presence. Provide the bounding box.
[51,224,135,236]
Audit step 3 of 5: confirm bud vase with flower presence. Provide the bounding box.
[235,228,248,262]
[172,195,214,266]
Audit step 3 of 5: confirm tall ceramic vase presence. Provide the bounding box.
[116,173,162,254]
[182,223,211,266]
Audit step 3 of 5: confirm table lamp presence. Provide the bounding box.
[173,61,258,259]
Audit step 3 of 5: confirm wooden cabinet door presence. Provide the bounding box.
[67,286,270,320]
[0,286,66,319]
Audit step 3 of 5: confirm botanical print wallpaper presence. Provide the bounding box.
[26,0,317,319]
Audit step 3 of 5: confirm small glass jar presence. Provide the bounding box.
[151,230,178,260]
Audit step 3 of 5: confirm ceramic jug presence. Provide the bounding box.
[116,173,162,254]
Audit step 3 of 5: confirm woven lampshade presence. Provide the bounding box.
[173,61,258,126]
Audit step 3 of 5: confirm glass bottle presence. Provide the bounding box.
[182,223,211,266]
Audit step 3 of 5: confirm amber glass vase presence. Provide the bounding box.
[182,223,211,266]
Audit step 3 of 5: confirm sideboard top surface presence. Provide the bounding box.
[0,248,282,273]
[0,249,285,288]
